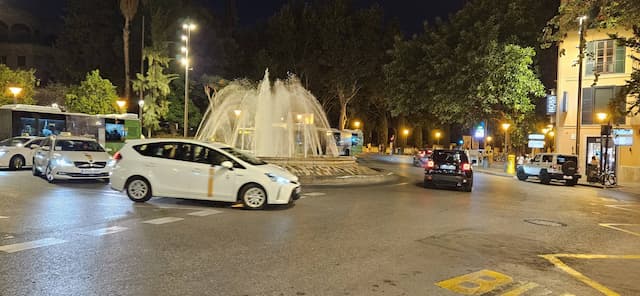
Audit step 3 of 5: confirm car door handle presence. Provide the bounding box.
[192,169,202,174]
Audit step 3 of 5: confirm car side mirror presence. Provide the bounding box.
[30,144,40,150]
[42,145,50,151]
[221,161,234,170]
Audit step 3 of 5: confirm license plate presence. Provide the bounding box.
[440,165,455,170]
[80,169,100,174]
[563,175,573,180]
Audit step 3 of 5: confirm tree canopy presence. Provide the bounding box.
[0,64,37,106]
[65,70,118,115]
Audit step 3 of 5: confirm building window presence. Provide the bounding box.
[586,39,625,75]
[17,56,26,67]
[581,86,625,125]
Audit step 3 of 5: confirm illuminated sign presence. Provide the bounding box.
[528,140,545,148]
[474,126,485,138]
[613,128,633,146]
[546,95,557,115]
[528,134,545,140]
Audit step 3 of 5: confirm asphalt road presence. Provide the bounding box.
[1,159,639,296]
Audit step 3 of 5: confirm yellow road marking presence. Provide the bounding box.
[207,167,214,197]
[435,269,513,295]
[599,223,640,237]
[500,282,539,296]
[540,254,640,296]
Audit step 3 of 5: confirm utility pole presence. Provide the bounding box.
[575,16,587,159]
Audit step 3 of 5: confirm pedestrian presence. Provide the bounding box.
[590,155,600,167]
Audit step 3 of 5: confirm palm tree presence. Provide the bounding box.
[120,0,139,103]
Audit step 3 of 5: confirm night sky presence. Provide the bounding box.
[12,0,466,35]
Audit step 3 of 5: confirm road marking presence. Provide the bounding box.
[599,223,640,237]
[188,209,222,216]
[604,204,640,213]
[134,204,210,211]
[0,216,8,219]
[435,269,513,295]
[540,254,640,296]
[303,192,326,197]
[142,217,184,225]
[84,226,128,236]
[0,238,66,253]
[500,282,539,296]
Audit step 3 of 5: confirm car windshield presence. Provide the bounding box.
[56,140,105,152]
[221,147,266,165]
[0,137,30,147]
[557,155,577,164]
[432,150,468,164]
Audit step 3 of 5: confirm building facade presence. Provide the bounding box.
[555,28,640,183]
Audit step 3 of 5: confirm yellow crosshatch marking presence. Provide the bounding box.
[435,269,513,295]
[540,254,640,296]
[599,223,640,237]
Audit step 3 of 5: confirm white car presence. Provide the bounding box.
[32,136,113,183]
[0,136,44,169]
[110,139,301,210]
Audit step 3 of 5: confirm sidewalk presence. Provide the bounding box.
[475,162,640,196]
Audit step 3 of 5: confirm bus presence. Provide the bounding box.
[0,104,141,154]
[332,128,363,156]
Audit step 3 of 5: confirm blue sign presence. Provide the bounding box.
[474,126,485,138]
[547,95,557,115]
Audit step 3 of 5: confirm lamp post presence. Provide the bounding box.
[181,21,196,137]
[402,129,409,151]
[138,99,144,136]
[435,131,441,145]
[501,123,511,155]
[596,112,612,183]
[8,87,22,104]
[575,15,588,158]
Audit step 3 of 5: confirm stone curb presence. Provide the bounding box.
[299,171,400,186]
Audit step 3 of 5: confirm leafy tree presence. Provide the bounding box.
[120,0,139,101]
[34,83,70,107]
[0,64,37,105]
[132,49,178,137]
[65,70,118,115]
[164,78,203,135]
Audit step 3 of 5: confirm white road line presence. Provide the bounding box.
[142,217,184,225]
[134,204,210,211]
[0,216,8,219]
[84,226,128,236]
[187,209,222,216]
[303,192,326,197]
[0,238,67,253]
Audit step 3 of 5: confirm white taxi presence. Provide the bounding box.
[0,136,44,169]
[110,139,301,210]
[32,136,113,183]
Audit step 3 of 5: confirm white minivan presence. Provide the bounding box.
[110,139,301,209]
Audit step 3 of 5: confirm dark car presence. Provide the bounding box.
[424,150,473,192]
[413,148,433,167]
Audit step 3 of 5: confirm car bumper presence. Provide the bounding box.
[425,174,472,187]
[550,173,581,180]
[269,183,301,205]
[51,166,111,180]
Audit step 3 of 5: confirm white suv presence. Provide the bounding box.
[517,153,580,186]
[32,136,113,183]
[110,139,301,210]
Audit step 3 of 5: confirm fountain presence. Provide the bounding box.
[195,70,386,183]
[195,70,338,158]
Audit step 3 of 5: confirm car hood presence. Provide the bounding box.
[53,151,111,162]
[260,163,299,183]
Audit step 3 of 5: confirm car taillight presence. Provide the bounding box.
[462,163,471,171]
[426,160,434,169]
[113,152,122,162]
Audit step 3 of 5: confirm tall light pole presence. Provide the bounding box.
[435,131,441,145]
[8,87,22,104]
[138,99,144,136]
[575,15,588,157]
[181,21,196,137]
[502,123,511,155]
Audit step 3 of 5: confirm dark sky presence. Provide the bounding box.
[13,0,466,35]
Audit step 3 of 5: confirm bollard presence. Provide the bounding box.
[506,154,516,175]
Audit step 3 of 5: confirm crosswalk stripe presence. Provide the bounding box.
[187,209,222,216]
[142,217,184,225]
[0,216,8,219]
[0,238,66,253]
[84,226,128,236]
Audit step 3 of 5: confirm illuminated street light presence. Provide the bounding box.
[116,100,127,113]
[181,20,196,137]
[138,100,145,130]
[596,112,608,122]
[8,86,22,104]
[233,109,242,117]
[353,120,361,129]
[501,123,511,154]
[435,131,442,145]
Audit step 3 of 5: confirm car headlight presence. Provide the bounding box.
[55,158,74,167]
[265,173,291,184]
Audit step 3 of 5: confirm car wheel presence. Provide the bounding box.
[45,164,56,184]
[241,184,267,210]
[516,167,528,181]
[605,174,617,186]
[539,170,551,185]
[9,155,25,170]
[32,159,40,176]
[126,177,152,202]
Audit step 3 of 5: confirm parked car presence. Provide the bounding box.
[110,139,301,210]
[32,136,113,183]
[0,136,44,169]
[424,149,473,192]
[413,148,433,167]
[517,153,580,186]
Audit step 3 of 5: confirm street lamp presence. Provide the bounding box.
[435,131,442,145]
[138,99,145,135]
[596,112,612,182]
[116,100,127,114]
[501,123,511,155]
[181,21,196,137]
[353,120,361,130]
[8,86,22,104]
[403,129,409,150]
